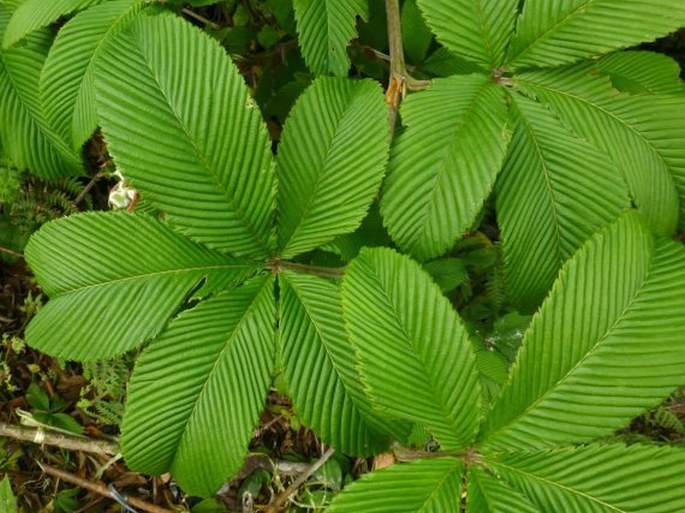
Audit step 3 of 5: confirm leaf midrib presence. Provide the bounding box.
[483,242,654,447]
[280,85,365,257]
[508,0,601,66]
[51,262,250,297]
[493,459,625,512]
[59,0,144,144]
[511,95,565,267]
[364,261,470,446]
[514,75,677,195]
[171,276,273,467]
[410,80,494,254]
[131,34,272,255]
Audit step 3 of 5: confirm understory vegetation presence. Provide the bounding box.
[1,0,685,512]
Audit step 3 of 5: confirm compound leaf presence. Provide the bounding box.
[0,4,82,178]
[515,68,685,235]
[467,466,540,513]
[481,211,685,450]
[41,0,147,150]
[416,0,518,68]
[490,444,685,512]
[277,77,389,259]
[2,0,101,49]
[327,458,463,513]
[280,271,404,455]
[25,212,252,360]
[95,12,275,257]
[496,92,629,312]
[342,247,481,449]
[121,275,276,497]
[293,0,367,76]
[381,74,509,261]
[506,0,685,69]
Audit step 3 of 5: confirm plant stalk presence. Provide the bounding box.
[384,0,432,132]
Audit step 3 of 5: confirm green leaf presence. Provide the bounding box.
[342,247,481,449]
[25,212,251,360]
[593,51,684,95]
[121,275,276,497]
[277,77,389,259]
[422,258,467,292]
[490,444,685,512]
[0,5,83,178]
[467,466,540,513]
[327,458,463,513]
[40,0,147,150]
[515,68,685,235]
[0,476,17,513]
[417,0,517,68]
[496,92,630,312]
[26,382,50,410]
[293,0,367,76]
[420,48,483,78]
[280,271,400,455]
[481,211,685,450]
[401,0,432,64]
[473,345,508,407]
[506,0,685,69]
[95,12,275,257]
[381,74,510,261]
[2,0,101,49]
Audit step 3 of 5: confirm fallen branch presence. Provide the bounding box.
[268,446,335,511]
[39,463,173,513]
[0,245,23,259]
[0,422,118,456]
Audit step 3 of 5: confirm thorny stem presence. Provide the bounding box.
[385,0,432,133]
[266,259,346,280]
